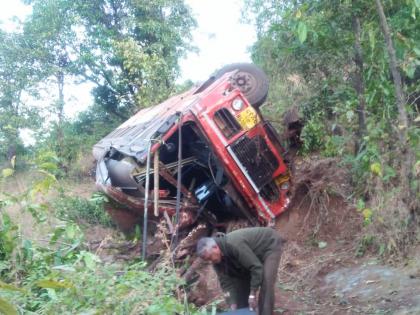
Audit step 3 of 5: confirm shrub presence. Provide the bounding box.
[0,217,206,315]
[300,116,327,154]
[1,165,208,315]
[53,193,113,227]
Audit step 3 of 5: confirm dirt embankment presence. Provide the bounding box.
[187,156,420,314]
[274,157,420,315]
[186,156,364,311]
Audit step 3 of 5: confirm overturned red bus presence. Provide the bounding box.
[93,63,291,237]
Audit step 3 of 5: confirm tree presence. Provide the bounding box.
[243,0,419,214]
[245,0,357,150]
[13,0,196,171]
[23,0,80,154]
[0,30,42,166]
[352,0,367,153]
[374,0,417,215]
[70,0,196,120]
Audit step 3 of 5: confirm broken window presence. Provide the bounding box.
[214,108,241,139]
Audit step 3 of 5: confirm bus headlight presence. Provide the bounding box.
[232,98,244,111]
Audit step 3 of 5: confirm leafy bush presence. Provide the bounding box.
[0,216,207,315]
[323,135,347,157]
[300,116,327,154]
[0,144,210,315]
[0,213,19,263]
[1,173,206,314]
[53,193,113,227]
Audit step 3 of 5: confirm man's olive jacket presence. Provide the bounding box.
[213,227,282,301]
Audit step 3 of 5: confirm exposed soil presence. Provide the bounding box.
[185,156,420,314]
[272,157,419,314]
[83,225,141,263]
[5,156,420,314]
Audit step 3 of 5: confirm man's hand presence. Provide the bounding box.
[248,294,257,311]
[230,303,237,310]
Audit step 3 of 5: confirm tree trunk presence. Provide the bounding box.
[351,6,367,154]
[375,0,416,215]
[374,0,408,136]
[4,91,21,167]
[56,71,65,151]
[6,144,16,166]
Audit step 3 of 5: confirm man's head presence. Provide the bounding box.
[196,237,222,263]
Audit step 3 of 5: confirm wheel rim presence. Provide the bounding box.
[231,71,257,94]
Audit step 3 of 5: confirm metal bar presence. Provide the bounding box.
[142,140,152,260]
[153,149,159,217]
[159,162,196,202]
[172,114,183,248]
[133,156,197,177]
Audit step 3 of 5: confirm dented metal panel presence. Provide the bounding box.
[93,64,291,237]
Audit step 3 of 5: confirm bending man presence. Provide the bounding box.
[196,227,283,314]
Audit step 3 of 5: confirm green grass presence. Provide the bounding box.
[52,192,113,227]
